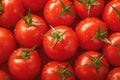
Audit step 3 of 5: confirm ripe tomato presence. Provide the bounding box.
[44,0,76,26]
[41,61,76,80]
[102,0,120,31]
[8,47,41,80]
[22,0,48,11]
[43,26,79,60]
[75,17,109,50]
[0,27,16,64]
[0,0,25,28]
[14,11,48,48]
[103,32,120,66]
[74,0,104,18]
[75,51,109,80]
[106,67,120,80]
[0,70,11,80]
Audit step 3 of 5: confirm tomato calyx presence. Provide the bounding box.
[111,6,120,20]
[54,64,74,80]
[57,0,76,18]
[0,0,3,13]
[114,44,120,56]
[92,27,111,44]
[47,26,66,48]
[3,75,9,80]
[21,10,41,26]
[77,0,100,16]
[21,46,36,60]
[85,55,105,72]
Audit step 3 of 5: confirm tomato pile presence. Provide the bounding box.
[1,0,120,80]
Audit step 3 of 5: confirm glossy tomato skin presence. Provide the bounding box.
[14,14,49,48]
[22,0,48,11]
[44,0,76,26]
[75,17,108,50]
[8,48,41,80]
[103,32,120,66]
[43,26,79,61]
[0,0,25,28]
[74,0,104,18]
[75,51,109,80]
[102,1,120,31]
[41,61,76,80]
[107,67,120,80]
[0,70,11,80]
[0,27,16,64]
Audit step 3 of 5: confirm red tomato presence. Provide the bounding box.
[41,61,76,80]
[103,32,120,66]
[75,51,109,80]
[44,0,76,26]
[75,17,109,50]
[74,0,104,18]
[8,47,41,80]
[22,0,48,11]
[0,0,25,28]
[107,67,120,80]
[102,1,120,31]
[43,26,79,60]
[14,11,49,48]
[0,70,11,80]
[0,27,16,64]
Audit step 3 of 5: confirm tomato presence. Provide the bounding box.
[106,67,120,80]
[103,32,120,66]
[0,27,16,64]
[0,0,25,28]
[41,61,76,80]
[0,70,11,80]
[75,17,110,51]
[14,11,49,48]
[22,0,48,11]
[75,51,109,80]
[74,0,104,18]
[8,47,41,80]
[102,1,120,31]
[44,0,76,26]
[43,26,79,61]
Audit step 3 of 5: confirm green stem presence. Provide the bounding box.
[77,0,100,16]
[57,0,76,18]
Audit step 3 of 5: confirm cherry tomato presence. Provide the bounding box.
[0,0,25,28]
[41,61,76,80]
[0,27,16,64]
[102,0,120,31]
[75,51,109,80]
[8,47,41,80]
[0,70,11,80]
[107,67,120,80]
[74,0,104,18]
[43,26,79,60]
[103,32,120,66]
[75,17,109,50]
[44,0,76,26]
[14,11,49,48]
[22,0,48,11]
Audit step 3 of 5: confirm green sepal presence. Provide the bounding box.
[92,27,111,44]
[3,75,9,80]
[85,54,105,72]
[77,0,100,16]
[0,0,3,13]
[57,0,76,18]
[54,64,74,80]
[111,6,120,20]
[46,26,66,48]
[21,10,41,25]
[21,46,36,60]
